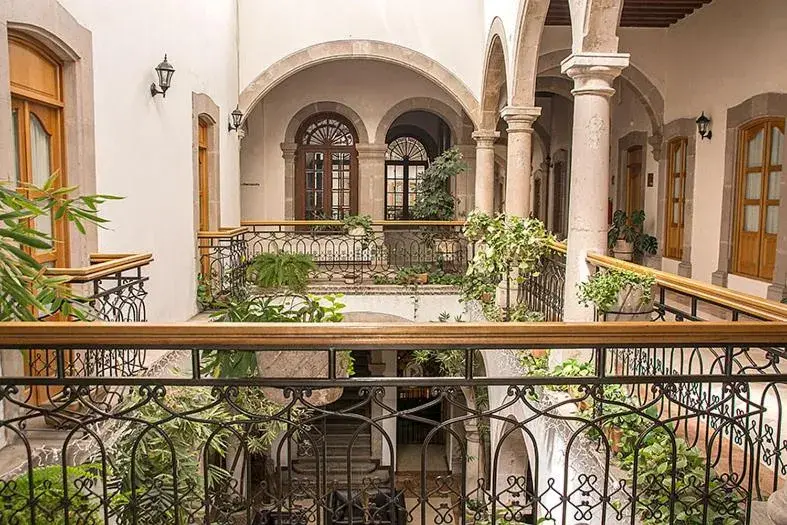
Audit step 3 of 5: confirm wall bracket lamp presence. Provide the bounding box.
[696,112,713,140]
[150,54,175,98]
[228,106,243,132]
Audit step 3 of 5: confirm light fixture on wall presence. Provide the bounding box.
[696,112,713,140]
[150,54,175,98]
[228,106,243,132]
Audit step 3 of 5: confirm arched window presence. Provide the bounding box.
[734,118,784,280]
[665,137,688,260]
[9,35,67,267]
[296,114,358,219]
[385,136,429,219]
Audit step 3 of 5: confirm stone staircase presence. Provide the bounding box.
[286,351,389,488]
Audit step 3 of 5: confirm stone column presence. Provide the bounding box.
[281,142,298,219]
[561,53,630,322]
[472,131,500,213]
[502,107,541,218]
[356,143,388,220]
[455,144,477,217]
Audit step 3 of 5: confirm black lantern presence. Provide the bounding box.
[696,112,712,140]
[150,54,175,98]
[228,106,243,132]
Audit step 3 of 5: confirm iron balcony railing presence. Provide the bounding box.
[0,322,785,524]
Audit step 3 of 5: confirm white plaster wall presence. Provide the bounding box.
[341,293,466,323]
[662,0,787,289]
[483,0,520,67]
[241,60,468,220]
[57,0,241,322]
[239,0,484,98]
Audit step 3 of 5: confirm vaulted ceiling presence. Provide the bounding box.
[546,0,715,28]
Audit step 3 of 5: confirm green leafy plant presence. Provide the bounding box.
[411,147,466,220]
[0,176,120,321]
[204,293,347,377]
[608,210,658,260]
[245,252,316,292]
[342,214,373,238]
[576,268,655,313]
[462,211,555,320]
[1,464,102,525]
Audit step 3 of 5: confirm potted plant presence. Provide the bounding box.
[577,268,656,321]
[342,214,373,240]
[607,210,658,263]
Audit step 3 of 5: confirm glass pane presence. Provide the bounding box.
[672,202,680,225]
[672,142,683,173]
[768,171,781,200]
[772,125,783,166]
[302,117,354,146]
[12,109,20,186]
[744,205,760,232]
[746,172,762,199]
[747,129,764,168]
[766,206,779,234]
[386,136,428,161]
[672,175,682,198]
[30,114,52,186]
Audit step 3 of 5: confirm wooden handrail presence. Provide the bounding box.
[0,321,785,349]
[241,220,466,228]
[585,251,787,322]
[45,253,152,284]
[197,227,248,239]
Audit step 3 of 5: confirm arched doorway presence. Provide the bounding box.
[295,113,359,219]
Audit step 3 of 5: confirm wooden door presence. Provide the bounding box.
[626,146,644,214]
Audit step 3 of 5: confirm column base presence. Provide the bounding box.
[767,283,787,303]
[677,261,692,278]
[711,270,728,288]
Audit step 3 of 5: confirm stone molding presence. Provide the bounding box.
[656,118,696,277]
[472,130,501,148]
[561,53,630,98]
[284,101,369,144]
[192,93,221,232]
[501,106,542,133]
[373,96,471,145]
[0,0,97,268]
[712,92,787,301]
[355,143,388,157]
[239,40,480,129]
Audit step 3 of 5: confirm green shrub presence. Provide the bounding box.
[245,253,316,291]
[1,464,101,525]
[411,147,466,220]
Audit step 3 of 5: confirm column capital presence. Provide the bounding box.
[280,142,298,160]
[472,130,500,148]
[501,106,541,133]
[561,52,630,97]
[355,143,388,158]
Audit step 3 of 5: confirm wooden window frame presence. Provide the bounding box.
[198,118,210,231]
[625,145,644,215]
[294,113,359,220]
[384,136,430,220]
[733,117,784,281]
[664,137,688,260]
[9,34,68,268]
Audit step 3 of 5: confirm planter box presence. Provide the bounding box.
[604,283,655,322]
[611,239,633,261]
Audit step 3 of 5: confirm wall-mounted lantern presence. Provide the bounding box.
[150,54,175,98]
[696,112,713,140]
[228,106,243,132]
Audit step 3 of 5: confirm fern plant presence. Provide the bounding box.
[245,252,316,291]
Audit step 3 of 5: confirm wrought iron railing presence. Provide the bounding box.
[586,252,787,323]
[517,242,566,321]
[198,227,249,302]
[241,221,469,285]
[0,322,785,524]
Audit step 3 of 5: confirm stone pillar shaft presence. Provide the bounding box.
[472,130,500,213]
[281,142,298,219]
[561,53,630,322]
[455,144,477,217]
[356,143,388,220]
[502,106,541,218]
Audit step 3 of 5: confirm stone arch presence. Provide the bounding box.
[510,0,551,107]
[572,0,625,53]
[240,40,479,129]
[535,76,575,104]
[0,0,96,266]
[480,25,508,130]
[284,101,369,144]
[374,97,471,145]
[537,49,663,136]
[493,419,535,508]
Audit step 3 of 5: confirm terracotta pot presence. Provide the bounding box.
[413,273,429,285]
[344,273,358,284]
[612,239,634,261]
[604,426,624,454]
[480,292,493,303]
[529,349,548,359]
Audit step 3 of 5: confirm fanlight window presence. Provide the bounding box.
[386,136,428,162]
[300,117,355,146]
